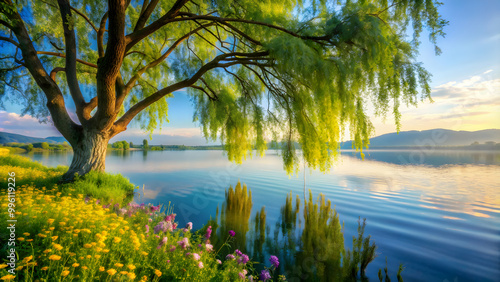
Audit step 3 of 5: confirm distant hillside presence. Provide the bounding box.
[46,136,67,143]
[341,129,500,148]
[0,132,57,144]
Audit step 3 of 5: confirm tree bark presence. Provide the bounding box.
[61,130,110,182]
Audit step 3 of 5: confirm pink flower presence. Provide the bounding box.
[198,262,204,269]
[185,222,193,230]
[216,259,222,264]
[192,253,200,261]
[205,244,213,252]
[177,237,190,249]
[204,226,212,239]
[229,230,235,237]
[145,224,149,233]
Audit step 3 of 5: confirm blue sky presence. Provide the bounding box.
[1,0,499,145]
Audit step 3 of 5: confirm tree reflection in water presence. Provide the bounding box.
[209,182,401,282]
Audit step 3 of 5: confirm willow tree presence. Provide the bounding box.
[0,0,446,181]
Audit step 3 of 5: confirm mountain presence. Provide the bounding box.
[341,129,500,148]
[46,136,68,143]
[0,132,58,144]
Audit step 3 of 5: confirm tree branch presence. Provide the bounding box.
[93,0,127,130]
[36,51,98,68]
[70,6,98,32]
[133,0,159,32]
[0,36,20,48]
[113,51,269,134]
[97,12,108,58]
[57,0,87,123]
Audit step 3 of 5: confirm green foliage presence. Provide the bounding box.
[143,139,149,150]
[112,140,129,150]
[69,171,136,205]
[26,144,34,152]
[0,0,447,175]
[41,142,50,150]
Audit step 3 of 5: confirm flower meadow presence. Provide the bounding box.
[0,155,283,281]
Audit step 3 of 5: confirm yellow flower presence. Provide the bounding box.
[17,237,25,241]
[82,266,88,270]
[53,244,63,251]
[72,263,79,268]
[141,251,148,256]
[113,237,121,243]
[41,266,49,271]
[95,255,101,259]
[127,264,136,270]
[107,269,117,276]
[49,255,61,261]
[61,270,70,277]
[52,236,58,241]
[23,232,30,236]
[49,227,55,230]
[154,269,162,277]
[15,266,23,271]
[120,271,128,275]
[114,263,124,268]
[99,267,105,272]
[0,264,7,269]
[22,256,33,262]
[48,219,55,224]
[0,274,16,281]
[127,272,136,280]
[43,249,52,254]
[83,243,92,249]
[26,239,33,242]
[38,234,47,238]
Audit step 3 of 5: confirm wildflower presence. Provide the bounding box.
[235,249,243,256]
[52,236,58,241]
[82,266,88,270]
[17,237,25,241]
[226,254,235,260]
[269,255,280,268]
[204,226,212,239]
[185,222,193,231]
[238,254,250,265]
[107,269,117,276]
[53,244,63,251]
[127,273,136,279]
[141,251,148,256]
[114,263,124,268]
[229,230,236,237]
[145,224,149,233]
[99,267,105,272]
[0,264,7,269]
[177,237,190,249]
[260,270,271,281]
[1,274,16,281]
[198,262,204,269]
[41,266,49,271]
[192,253,201,261]
[72,263,80,268]
[170,246,176,252]
[216,259,222,264]
[23,232,30,236]
[23,256,33,262]
[127,264,136,270]
[61,270,70,277]
[49,255,61,261]
[120,271,128,275]
[113,237,122,243]
[154,269,162,277]
[238,269,248,279]
[83,243,92,249]
[48,218,55,224]
[205,243,214,252]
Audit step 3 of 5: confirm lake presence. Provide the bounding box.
[24,149,500,281]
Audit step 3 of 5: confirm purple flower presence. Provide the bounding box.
[235,249,243,256]
[229,230,236,237]
[237,254,249,265]
[226,254,235,260]
[204,226,212,239]
[169,246,176,252]
[269,255,279,268]
[259,270,271,281]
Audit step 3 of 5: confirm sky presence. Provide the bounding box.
[1,0,499,145]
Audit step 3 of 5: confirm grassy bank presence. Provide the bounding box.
[0,155,280,281]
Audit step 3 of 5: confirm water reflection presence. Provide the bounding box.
[211,184,384,282]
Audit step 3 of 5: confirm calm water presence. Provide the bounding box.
[25,150,500,281]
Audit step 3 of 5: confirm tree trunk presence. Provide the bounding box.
[61,130,109,182]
